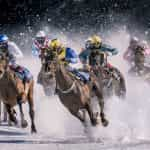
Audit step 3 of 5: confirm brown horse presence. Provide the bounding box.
[0,55,37,133]
[37,51,56,96]
[128,46,150,83]
[54,59,109,127]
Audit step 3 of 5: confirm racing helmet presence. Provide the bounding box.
[0,34,8,50]
[86,35,102,49]
[35,30,46,46]
[50,39,63,52]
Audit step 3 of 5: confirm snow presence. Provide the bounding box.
[1,27,150,149]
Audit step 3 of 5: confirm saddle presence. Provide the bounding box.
[68,68,90,84]
[9,65,32,83]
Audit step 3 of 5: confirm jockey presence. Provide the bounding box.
[32,30,51,62]
[124,37,150,66]
[49,39,78,64]
[123,36,139,65]
[0,34,33,100]
[79,35,118,68]
[49,39,89,83]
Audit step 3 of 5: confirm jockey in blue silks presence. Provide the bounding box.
[49,39,90,83]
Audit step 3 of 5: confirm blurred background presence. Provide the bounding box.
[0,0,149,53]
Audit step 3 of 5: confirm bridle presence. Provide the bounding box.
[56,81,76,94]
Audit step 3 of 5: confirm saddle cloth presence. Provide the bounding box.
[9,64,33,82]
[69,68,90,83]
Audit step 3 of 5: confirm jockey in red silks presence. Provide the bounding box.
[32,30,51,61]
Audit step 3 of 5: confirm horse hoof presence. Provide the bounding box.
[31,126,37,133]
[102,118,109,127]
[10,116,18,125]
[3,118,7,122]
[8,120,13,126]
[21,120,28,128]
[91,119,100,126]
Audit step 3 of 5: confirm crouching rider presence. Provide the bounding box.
[32,31,52,83]
[0,34,33,101]
[48,39,90,85]
[79,35,127,98]
[79,35,118,74]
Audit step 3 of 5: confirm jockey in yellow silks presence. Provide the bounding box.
[49,39,90,83]
[49,39,78,64]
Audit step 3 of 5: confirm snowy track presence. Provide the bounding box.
[1,136,150,149]
[0,124,150,150]
[1,32,150,150]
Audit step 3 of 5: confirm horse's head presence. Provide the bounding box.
[89,51,108,67]
[0,54,7,79]
[42,50,58,78]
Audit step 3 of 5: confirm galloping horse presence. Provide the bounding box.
[0,54,37,133]
[37,50,56,96]
[128,45,150,83]
[89,52,126,99]
[49,52,109,127]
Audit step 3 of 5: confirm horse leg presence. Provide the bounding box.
[85,103,99,126]
[2,104,13,126]
[116,75,126,99]
[98,98,109,127]
[69,108,86,124]
[37,68,43,84]
[3,104,12,126]
[0,101,1,124]
[5,104,18,125]
[17,98,28,128]
[114,80,126,99]
[112,68,126,99]
[3,104,8,122]
[8,108,17,126]
[92,80,109,127]
[28,82,37,133]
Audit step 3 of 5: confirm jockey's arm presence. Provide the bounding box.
[79,49,89,64]
[101,44,118,56]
